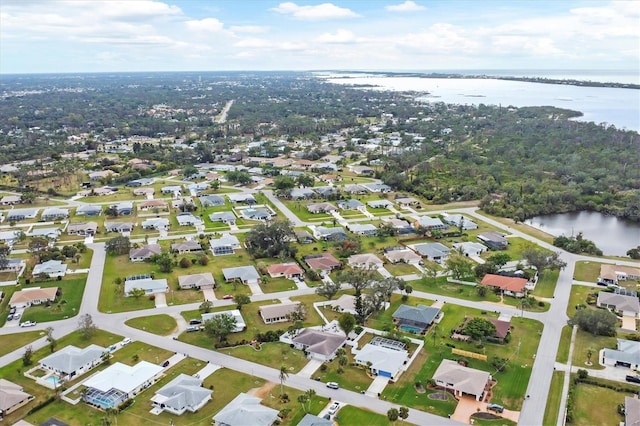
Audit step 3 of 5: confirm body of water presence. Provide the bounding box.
[524,211,640,257]
[320,74,639,132]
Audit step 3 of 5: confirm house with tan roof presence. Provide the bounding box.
[384,247,422,265]
[138,199,168,211]
[432,359,492,401]
[597,291,640,318]
[307,202,337,214]
[267,263,304,280]
[481,274,528,298]
[259,302,300,324]
[0,379,34,418]
[290,329,346,362]
[598,264,640,286]
[171,240,202,254]
[133,187,155,197]
[67,222,98,236]
[348,253,383,270]
[129,244,161,262]
[178,273,215,290]
[304,253,341,274]
[9,287,58,308]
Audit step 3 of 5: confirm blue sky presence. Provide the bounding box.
[1,0,638,73]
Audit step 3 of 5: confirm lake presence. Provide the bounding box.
[320,74,640,132]
[524,211,640,257]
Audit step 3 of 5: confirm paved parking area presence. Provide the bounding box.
[202,286,216,301]
[366,375,390,396]
[154,293,167,308]
[297,359,323,379]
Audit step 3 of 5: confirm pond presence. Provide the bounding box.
[524,211,640,257]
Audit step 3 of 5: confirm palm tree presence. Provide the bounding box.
[279,365,289,396]
[305,389,316,412]
[297,394,308,411]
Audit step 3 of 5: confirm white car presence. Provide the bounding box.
[20,321,36,327]
[326,382,339,389]
[328,401,340,415]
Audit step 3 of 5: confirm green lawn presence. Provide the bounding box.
[384,262,421,276]
[573,261,601,282]
[472,211,555,245]
[283,200,332,222]
[334,405,391,426]
[571,329,616,369]
[556,326,573,364]
[0,284,19,326]
[313,352,373,393]
[543,371,565,426]
[218,342,309,373]
[531,269,559,298]
[125,314,178,336]
[571,382,629,426]
[408,276,502,304]
[262,384,330,426]
[567,285,596,316]
[260,276,298,293]
[0,330,44,357]
[20,278,87,323]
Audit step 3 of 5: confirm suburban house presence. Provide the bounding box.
[7,208,39,221]
[199,195,226,207]
[172,198,195,210]
[171,240,203,254]
[133,187,155,197]
[432,359,492,401]
[88,170,117,181]
[9,287,58,308]
[354,338,409,380]
[351,165,374,176]
[104,222,133,234]
[113,201,134,216]
[601,339,640,370]
[151,374,212,415]
[298,414,332,426]
[624,397,640,426]
[362,183,391,193]
[210,234,241,256]
[209,212,237,226]
[306,202,337,214]
[312,226,347,241]
[597,291,640,318]
[227,193,256,204]
[392,304,442,334]
[259,302,300,324]
[367,199,393,209]
[83,361,164,409]
[138,200,168,212]
[413,216,449,231]
[267,263,304,280]
[318,174,340,184]
[348,253,384,270]
[40,207,69,221]
[0,379,34,418]
[0,195,21,205]
[76,204,102,216]
[126,178,154,187]
[314,186,338,199]
[141,218,170,231]
[222,266,260,285]
[384,247,422,265]
[290,188,316,200]
[411,242,451,263]
[176,212,203,227]
[129,244,162,262]
[441,213,478,230]
[337,199,365,211]
[178,273,215,290]
[489,318,512,342]
[394,196,420,208]
[346,223,378,236]
[124,277,169,296]
[478,231,509,250]
[294,230,315,244]
[67,222,98,236]
[0,230,22,246]
[304,253,341,275]
[290,329,346,362]
[0,258,24,273]
[27,227,62,240]
[452,242,487,257]
[33,260,68,278]
[202,310,246,333]
[39,344,106,380]
[161,185,182,196]
[327,294,357,315]
[598,264,640,286]
[239,208,273,221]
[481,274,528,298]
[212,393,279,426]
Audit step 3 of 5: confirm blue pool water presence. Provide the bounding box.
[45,376,60,385]
[400,325,422,334]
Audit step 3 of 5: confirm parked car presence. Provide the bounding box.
[121,337,132,345]
[328,401,340,415]
[222,294,234,300]
[326,382,339,389]
[162,360,170,367]
[487,403,504,413]
[189,319,202,325]
[626,375,640,384]
[9,307,16,314]
[7,314,13,321]
[20,321,36,327]
[186,325,200,332]
[13,312,21,320]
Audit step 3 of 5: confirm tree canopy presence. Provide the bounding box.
[245,220,296,259]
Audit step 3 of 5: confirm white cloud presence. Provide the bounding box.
[270,2,359,21]
[186,18,224,32]
[315,29,358,44]
[234,38,271,49]
[385,1,426,12]
[230,25,269,34]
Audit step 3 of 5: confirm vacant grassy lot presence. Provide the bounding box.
[566,285,596,316]
[125,314,177,336]
[312,351,373,393]
[571,329,616,369]
[384,261,421,276]
[0,330,43,357]
[543,371,565,426]
[571,382,629,426]
[531,269,559,298]
[409,276,502,304]
[334,405,391,426]
[573,261,601,282]
[219,342,309,373]
[20,277,87,323]
[472,212,555,245]
[556,325,573,364]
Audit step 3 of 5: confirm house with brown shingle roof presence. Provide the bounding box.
[129,244,162,262]
[481,274,528,298]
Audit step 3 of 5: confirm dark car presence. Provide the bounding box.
[162,360,170,367]
[487,403,504,413]
[626,375,640,384]
[189,319,202,325]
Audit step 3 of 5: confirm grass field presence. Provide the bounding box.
[409,276,502,304]
[532,269,559,298]
[334,405,391,426]
[125,314,178,336]
[571,381,629,426]
[571,329,616,369]
[543,371,565,426]
[566,285,595,316]
[556,326,573,364]
[573,261,601,282]
[0,330,44,357]
[220,342,309,373]
[20,278,87,323]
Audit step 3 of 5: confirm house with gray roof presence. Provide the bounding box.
[141,217,170,231]
[27,227,61,239]
[124,278,168,296]
[602,339,640,370]
[413,216,449,231]
[176,212,203,227]
[41,207,69,221]
[240,208,273,221]
[290,329,346,362]
[313,186,338,199]
[597,292,640,318]
[297,414,332,426]
[39,344,106,380]
[624,396,640,426]
[452,242,487,257]
[67,222,98,236]
[337,199,364,211]
[432,359,492,401]
[227,193,256,204]
[129,244,161,262]
[161,185,182,195]
[114,201,134,216]
[209,211,237,225]
[342,184,368,195]
[222,266,260,285]
[210,234,241,256]
[7,208,39,221]
[361,182,392,193]
[307,202,337,214]
[477,231,509,250]
[171,240,202,254]
[104,222,133,234]
[199,195,226,207]
[393,304,441,333]
[202,310,246,333]
[179,273,215,290]
[441,213,478,230]
[150,374,212,415]
[348,253,383,269]
[367,199,393,209]
[33,260,67,278]
[312,226,347,241]
[290,188,316,200]
[76,204,102,216]
[411,242,451,263]
[212,392,279,426]
[259,302,299,324]
[346,223,377,236]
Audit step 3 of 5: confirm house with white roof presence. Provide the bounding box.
[178,273,215,290]
[83,361,164,409]
[222,266,260,285]
[161,185,182,195]
[259,302,300,324]
[200,194,226,207]
[441,213,478,230]
[33,260,67,278]
[40,208,69,221]
[597,291,640,318]
[346,223,378,236]
[202,310,246,333]
[601,339,640,370]
[289,329,346,362]
[150,374,212,415]
[39,344,106,380]
[27,227,61,239]
[76,204,102,216]
[212,392,279,426]
[411,242,451,263]
[348,253,384,269]
[124,278,168,296]
[176,212,203,227]
[354,339,409,380]
[210,234,241,256]
[209,211,237,226]
[432,359,492,401]
[0,230,22,245]
[452,242,487,257]
[413,216,449,231]
[7,208,39,221]
[67,222,98,236]
[141,218,170,231]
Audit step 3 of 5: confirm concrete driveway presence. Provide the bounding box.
[452,396,520,424]
[297,359,323,379]
[202,286,216,301]
[154,293,167,308]
[366,375,390,397]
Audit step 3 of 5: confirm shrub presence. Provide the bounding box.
[179,257,191,268]
[538,301,545,307]
[199,256,209,266]
[320,363,328,372]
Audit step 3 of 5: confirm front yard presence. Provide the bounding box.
[125,314,178,336]
[20,277,87,323]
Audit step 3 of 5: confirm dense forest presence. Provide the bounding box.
[0,72,638,221]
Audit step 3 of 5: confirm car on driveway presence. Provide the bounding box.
[326,382,339,389]
[20,321,37,327]
[487,403,504,413]
[328,401,340,415]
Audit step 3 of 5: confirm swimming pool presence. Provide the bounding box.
[399,325,423,334]
[45,375,60,385]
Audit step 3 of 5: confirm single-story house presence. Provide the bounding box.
[267,263,304,280]
[0,379,34,417]
[88,170,117,181]
[354,340,409,380]
[367,200,393,209]
[290,188,316,200]
[432,359,492,401]
[598,264,640,286]
[383,247,422,265]
[202,310,246,333]
[307,202,337,214]
[161,185,182,195]
[40,208,69,221]
[129,244,162,262]
[441,213,478,230]
[361,183,392,193]
[313,186,338,198]
[178,273,215,290]
[346,223,378,236]
[318,174,340,184]
[411,242,451,263]
[488,318,512,341]
[126,178,154,187]
[597,292,640,318]
[304,253,341,274]
[0,195,21,205]
[0,258,24,273]
[141,218,170,231]
[452,242,487,257]
[351,165,374,176]
[9,287,58,308]
[138,200,168,212]
[187,182,209,195]
[113,201,134,216]
[176,213,203,227]
[0,230,22,245]
[209,211,237,226]
[478,231,509,250]
[67,222,98,236]
[337,199,364,211]
[394,196,420,207]
[27,227,61,239]
[222,266,260,285]
[291,329,346,362]
[413,216,449,231]
[151,374,212,415]
[328,294,357,315]
[7,208,39,221]
[313,226,347,241]
[172,197,195,211]
[295,230,315,244]
[124,278,169,296]
[481,274,528,298]
[83,361,164,409]
[76,205,102,216]
[624,397,640,426]
[171,240,202,254]
[212,393,279,426]
[39,344,106,380]
[259,302,300,324]
[227,193,256,204]
[297,414,332,426]
[199,195,226,207]
[104,222,134,234]
[240,208,273,221]
[348,253,383,270]
[33,260,68,278]
[133,187,155,197]
[392,304,441,334]
[210,234,241,256]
